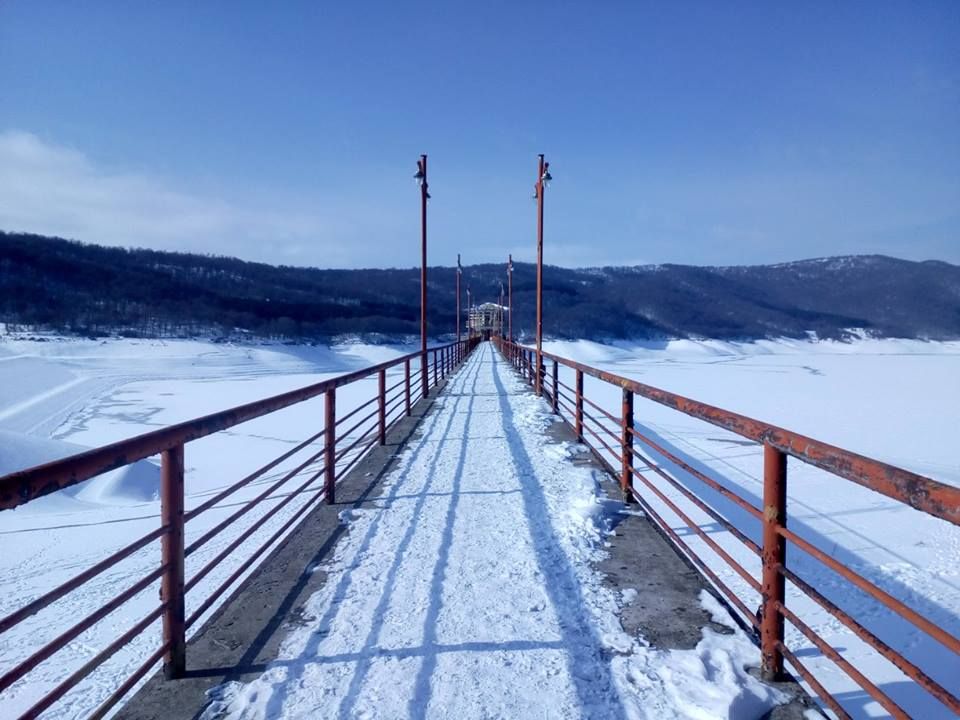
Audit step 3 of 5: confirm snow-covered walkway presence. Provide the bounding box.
[202,343,782,720]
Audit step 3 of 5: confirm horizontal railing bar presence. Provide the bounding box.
[555,377,575,394]
[185,446,325,557]
[88,642,170,720]
[778,563,960,713]
[555,394,578,421]
[0,525,166,635]
[525,344,960,524]
[186,428,325,521]
[628,485,759,629]
[335,424,379,465]
[556,389,575,409]
[21,603,166,719]
[0,563,167,693]
[335,432,380,481]
[334,407,381,449]
[384,387,406,413]
[778,525,960,654]
[580,392,621,426]
[196,480,336,511]
[384,375,406,395]
[185,484,327,630]
[628,425,764,520]
[579,404,621,446]
[382,393,406,422]
[334,394,379,428]
[550,394,622,478]
[184,468,325,594]
[629,445,761,556]
[777,642,852,720]
[580,417,623,466]
[630,466,761,592]
[776,600,909,718]
[0,341,464,510]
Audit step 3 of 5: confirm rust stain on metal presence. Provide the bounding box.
[525,343,959,526]
[0,341,470,511]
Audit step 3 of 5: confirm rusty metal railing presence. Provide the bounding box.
[495,337,960,720]
[0,337,479,719]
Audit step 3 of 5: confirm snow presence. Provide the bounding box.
[1,334,956,718]
[196,344,785,719]
[542,337,960,719]
[0,430,161,511]
[0,336,420,718]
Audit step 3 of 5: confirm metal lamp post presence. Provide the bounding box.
[456,254,462,344]
[498,282,505,337]
[466,286,472,339]
[507,254,513,342]
[414,155,430,399]
[533,154,551,396]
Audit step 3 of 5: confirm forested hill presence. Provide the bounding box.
[2,231,958,342]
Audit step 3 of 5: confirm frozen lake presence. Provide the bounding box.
[544,336,960,719]
[0,335,957,718]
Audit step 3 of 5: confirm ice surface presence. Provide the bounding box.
[1,335,957,718]
[543,336,960,719]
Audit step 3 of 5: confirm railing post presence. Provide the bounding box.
[404,358,411,416]
[433,350,438,387]
[575,369,584,442]
[761,443,787,680]
[160,444,186,680]
[325,388,336,504]
[551,360,559,413]
[378,368,386,445]
[621,389,635,504]
[535,351,542,396]
[421,351,429,399]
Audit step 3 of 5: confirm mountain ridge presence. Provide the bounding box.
[2,231,957,342]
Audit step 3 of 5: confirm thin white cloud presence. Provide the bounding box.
[0,130,367,266]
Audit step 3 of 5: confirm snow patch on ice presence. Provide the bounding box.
[0,430,160,510]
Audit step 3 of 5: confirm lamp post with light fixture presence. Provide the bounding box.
[466,285,472,339]
[498,282,505,336]
[533,154,551,396]
[507,254,513,342]
[414,155,430,398]
[456,254,462,344]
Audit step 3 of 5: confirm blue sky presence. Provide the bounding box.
[1,2,957,268]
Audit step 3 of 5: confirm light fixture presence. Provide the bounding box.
[541,163,552,186]
[414,167,425,185]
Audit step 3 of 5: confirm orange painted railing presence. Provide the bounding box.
[495,337,959,720]
[0,338,479,719]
